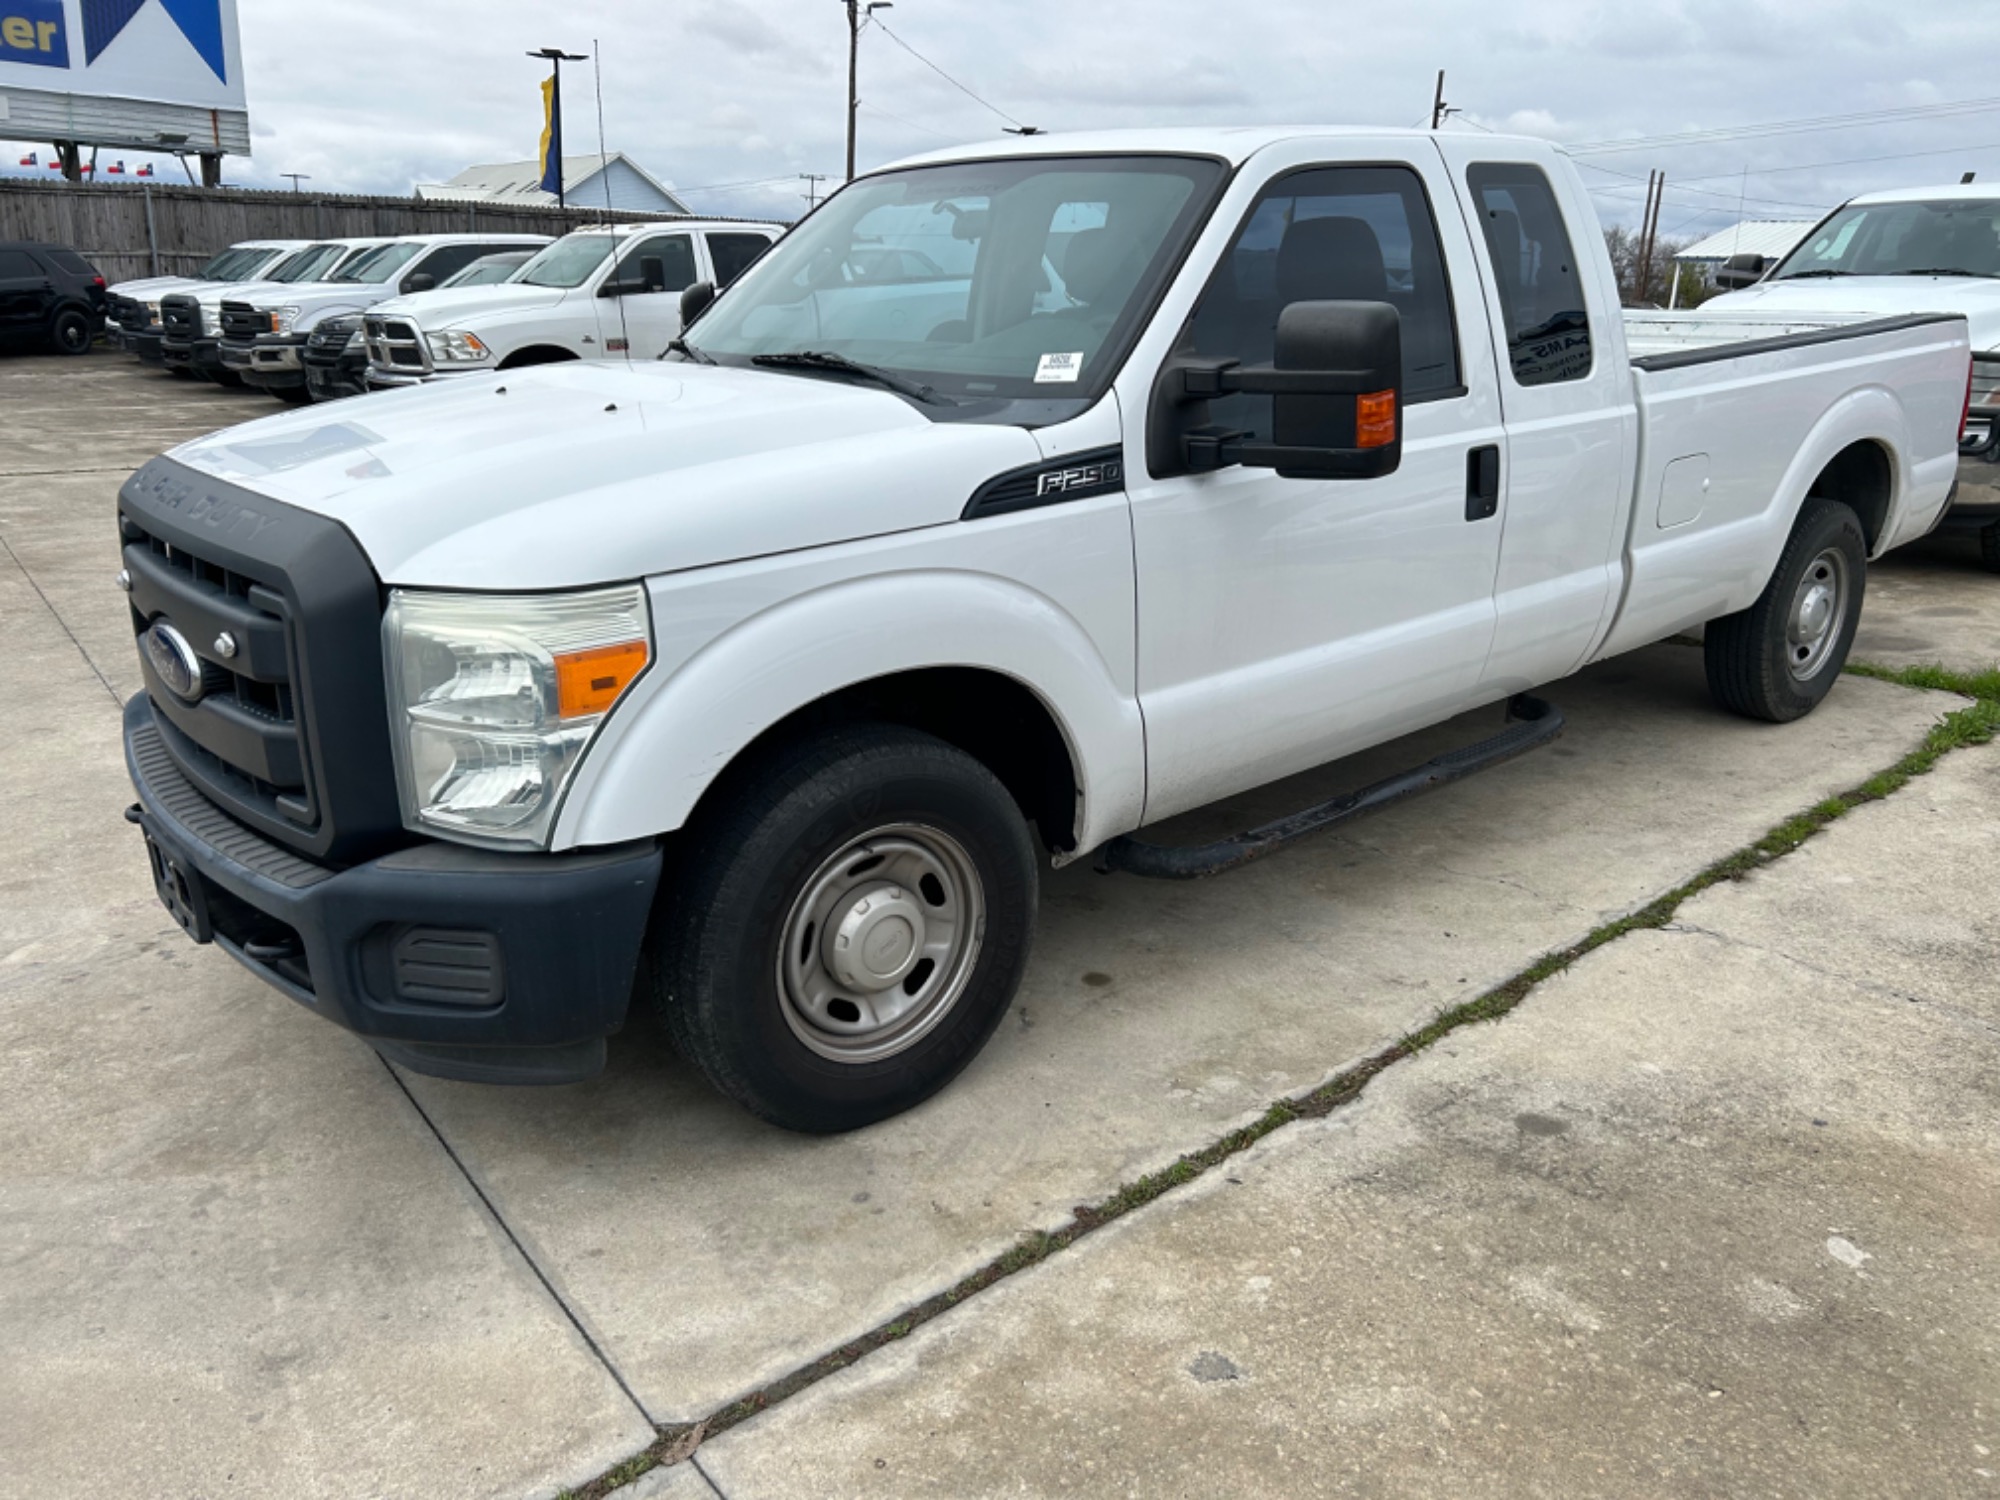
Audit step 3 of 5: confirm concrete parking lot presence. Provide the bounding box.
[3,351,1997,1499]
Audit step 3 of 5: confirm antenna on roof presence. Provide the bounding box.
[593,38,632,361]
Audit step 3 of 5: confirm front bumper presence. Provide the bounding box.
[126,327,165,364]
[224,333,308,390]
[304,350,369,401]
[1945,429,2000,530]
[123,694,663,1083]
[162,334,225,376]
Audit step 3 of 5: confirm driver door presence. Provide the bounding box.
[1119,139,1509,824]
[599,232,701,359]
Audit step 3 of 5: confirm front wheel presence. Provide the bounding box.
[1705,497,1866,722]
[652,726,1038,1132]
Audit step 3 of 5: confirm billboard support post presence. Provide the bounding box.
[141,180,159,275]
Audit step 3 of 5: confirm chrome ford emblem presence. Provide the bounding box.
[143,619,205,703]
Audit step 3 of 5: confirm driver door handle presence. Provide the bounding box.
[1465,444,1500,521]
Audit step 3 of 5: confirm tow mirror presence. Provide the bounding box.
[403,271,435,294]
[1146,300,1403,481]
[1714,252,1768,290]
[679,279,715,326]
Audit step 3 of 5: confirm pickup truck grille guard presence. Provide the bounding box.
[118,458,409,865]
[1099,694,1564,879]
[363,314,429,373]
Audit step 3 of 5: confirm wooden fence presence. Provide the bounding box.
[0,180,760,284]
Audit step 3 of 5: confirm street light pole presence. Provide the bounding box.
[528,46,588,209]
[844,0,891,182]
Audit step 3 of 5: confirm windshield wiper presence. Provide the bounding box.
[664,337,713,364]
[1774,269,1853,279]
[750,349,953,405]
[1894,267,2000,279]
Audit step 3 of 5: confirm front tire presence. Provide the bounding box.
[653,726,1038,1132]
[1705,497,1866,722]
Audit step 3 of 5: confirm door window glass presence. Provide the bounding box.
[1465,163,1593,386]
[0,248,44,278]
[407,244,484,287]
[706,232,772,285]
[1184,164,1462,445]
[617,234,697,294]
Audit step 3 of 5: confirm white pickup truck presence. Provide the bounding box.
[106,240,311,364]
[1658,183,2000,566]
[360,220,780,382]
[157,238,394,384]
[118,129,1967,1131]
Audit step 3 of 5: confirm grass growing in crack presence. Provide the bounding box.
[560,663,1999,1497]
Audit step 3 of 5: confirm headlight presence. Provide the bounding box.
[426,329,491,363]
[143,298,161,316]
[200,306,221,335]
[384,585,652,847]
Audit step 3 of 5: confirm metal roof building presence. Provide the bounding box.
[1674,219,1818,267]
[416,152,690,215]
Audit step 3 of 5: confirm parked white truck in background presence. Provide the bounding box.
[1649,183,2000,565]
[361,220,779,382]
[107,240,311,363]
[157,238,394,384]
[217,233,553,403]
[119,129,1968,1132]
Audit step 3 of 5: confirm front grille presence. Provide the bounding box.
[305,318,360,358]
[159,293,201,339]
[122,515,318,835]
[110,294,150,328]
[120,457,408,865]
[220,300,269,341]
[364,314,430,373]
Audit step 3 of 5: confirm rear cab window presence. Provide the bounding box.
[1463,163,1593,386]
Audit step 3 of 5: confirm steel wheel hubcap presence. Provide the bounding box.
[1785,547,1848,682]
[777,825,985,1064]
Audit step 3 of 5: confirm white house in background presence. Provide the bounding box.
[416,152,691,215]
[1669,219,1817,305]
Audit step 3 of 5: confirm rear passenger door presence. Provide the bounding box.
[1434,141,1635,691]
[1122,140,1509,823]
[0,247,52,335]
[704,230,774,288]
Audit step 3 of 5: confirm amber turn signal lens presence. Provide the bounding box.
[555,639,649,719]
[1356,389,1397,449]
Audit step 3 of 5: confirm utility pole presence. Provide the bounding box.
[1430,70,1447,131]
[844,0,892,181]
[281,172,310,192]
[528,45,588,208]
[800,172,828,210]
[1635,169,1665,303]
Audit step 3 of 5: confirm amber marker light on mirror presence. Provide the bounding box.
[556,639,650,720]
[1357,389,1397,449]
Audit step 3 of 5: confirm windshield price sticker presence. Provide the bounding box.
[1035,351,1084,383]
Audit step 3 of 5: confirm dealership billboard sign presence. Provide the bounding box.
[0,0,249,160]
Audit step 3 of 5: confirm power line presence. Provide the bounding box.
[1579,163,1830,213]
[1645,139,2000,188]
[1570,95,2000,155]
[868,15,1023,129]
[668,173,806,196]
[859,99,959,143]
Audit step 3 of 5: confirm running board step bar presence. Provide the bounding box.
[1096,694,1564,880]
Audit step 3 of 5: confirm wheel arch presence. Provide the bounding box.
[497,343,580,369]
[551,570,1146,857]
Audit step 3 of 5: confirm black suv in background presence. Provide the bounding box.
[0,241,106,355]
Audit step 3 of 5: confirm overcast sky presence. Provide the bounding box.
[6,0,1999,242]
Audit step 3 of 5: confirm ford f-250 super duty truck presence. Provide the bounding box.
[118,129,1969,1132]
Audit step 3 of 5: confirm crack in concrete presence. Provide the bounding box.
[0,530,121,706]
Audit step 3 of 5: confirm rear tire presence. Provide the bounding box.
[1705,497,1866,723]
[1980,520,2000,574]
[652,725,1037,1133]
[49,308,92,356]
[272,384,313,405]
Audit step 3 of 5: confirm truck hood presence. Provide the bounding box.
[112,275,198,299]
[1707,275,2000,351]
[246,282,401,328]
[183,278,296,310]
[371,283,573,330]
[164,361,1045,589]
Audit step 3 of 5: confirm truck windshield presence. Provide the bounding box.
[269,243,348,283]
[199,247,263,280]
[332,243,422,284]
[1773,198,2000,280]
[515,234,615,288]
[683,154,1225,403]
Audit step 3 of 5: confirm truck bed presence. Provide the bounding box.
[1621,306,1863,360]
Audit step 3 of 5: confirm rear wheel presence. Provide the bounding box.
[652,725,1037,1132]
[49,308,92,356]
[1705,497,1866,722]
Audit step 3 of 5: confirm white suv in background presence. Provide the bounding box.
[362,220,779,384]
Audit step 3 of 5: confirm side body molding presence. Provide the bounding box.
[553,538,1146,854]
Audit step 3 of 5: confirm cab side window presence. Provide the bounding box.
[1464,163,1593,386]
[1185,165,1463,443]
[706,232,772,286]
